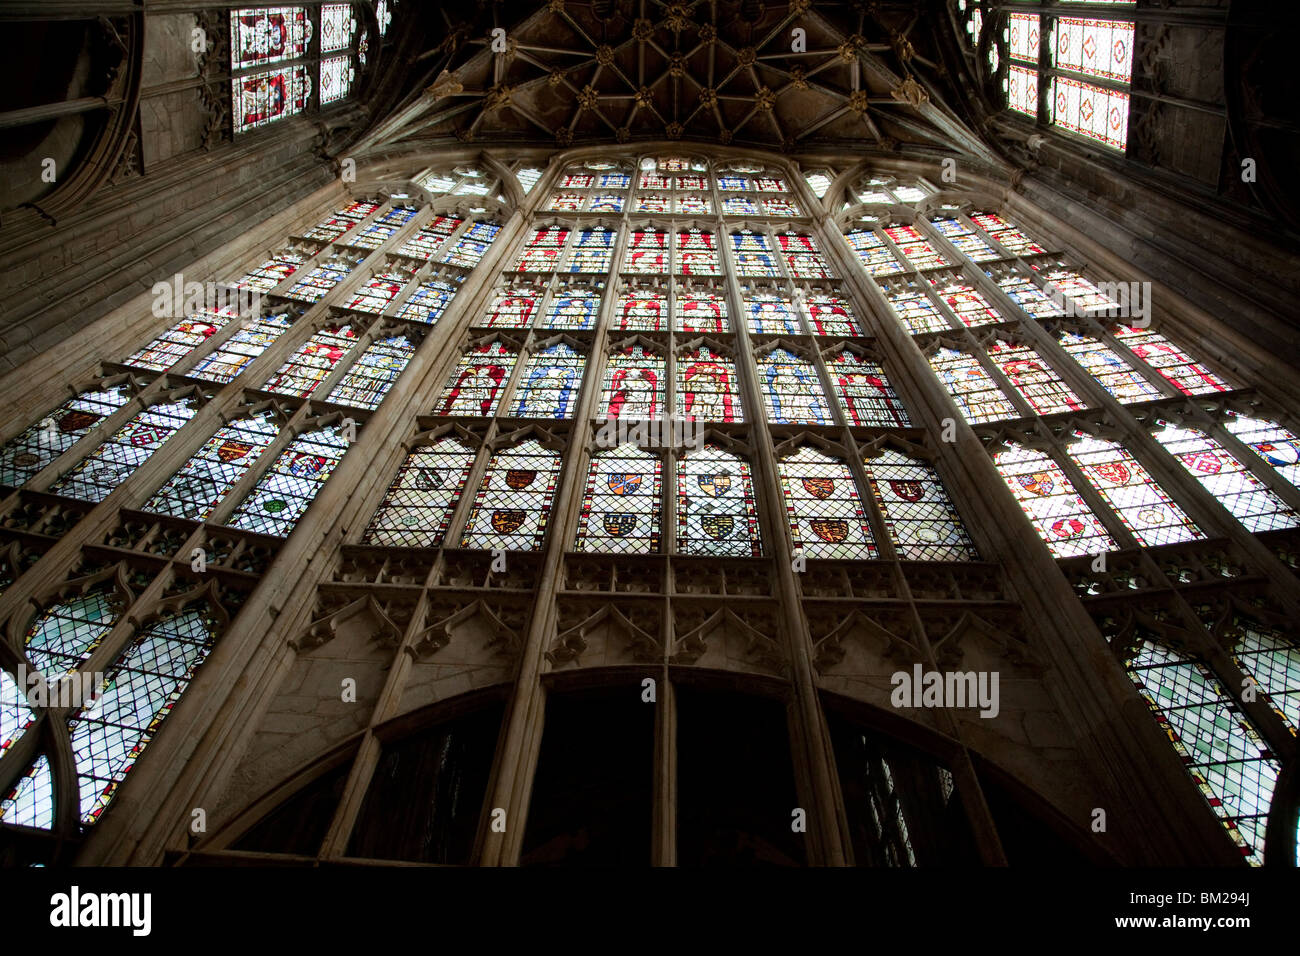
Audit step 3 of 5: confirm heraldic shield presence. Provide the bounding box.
[505,469,537,489]
[802,477,834,499]
[696,473,731,496]
[607,473,642,495]
[701,514,735,539]
[810,518,849,542]
[602,512,637,536]
[491,509,526,534]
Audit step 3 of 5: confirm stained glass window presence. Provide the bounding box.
[345,269,412,313]
[395,278,459,325]
[676,289,728,334]
[1007,64,1039,117]
[363,436,476,547]
[568,227,617,274]
[232,65,311,134]
[599,345,664,421]
[319,56,355,105]
[1050,75,1129,151]
[301,201,378,243]
[758,349,832,425]
[231,7,312,70]
[1230,622,1300,734]
[987,341,1087,415]
[762,196,802,217]
[541,287,602,330]
[0,755,54,830]
[971,213,1046,256]
[883,283,950,335]
[572,445,662,554]
[777,446,876,559]
[676,193,713,215]
[460,439,562,551]
[723,195,760,217]
[677,444,763,557]
[192,322,279,389]
[615,288,667,332]
[262,323,358,397]
[0,386,131,488]
[284,260,356,302]
[636,193,669,214]
[1008,12,1040,62]
[930,216,999,262]
[483,287,542,329]
[515,166,543,194]
[1055,17,1134,83]
[1067,433,1203,547]
[677,346,743,423]
[1,669,36,758]
[1113,326,1233,396]
[928,277,1001,328]
[72,607,218,825]
[549,192,582,212]
[995,273,1065,318]
[516,226,570,272]
[326,334,414,410]
[1153,424,1298,534]
[779,233,835,279]
[804,171,834,198]
[624,229,670,274]
[1056,330,1162,403]
[864,449,978,560]
[745,291,801,335]
[732,231,780,278]
[441,222,501,270]
[929,347,1019,423]
[1038,265,1119,316]
[828,351,911,427]
[1126,640,1277,865]
[994,444,1117,557]
[23,591,119,684]
[236,245,315,292]
[144,411,280,521]
[511,343,586,419]
[885,225,951,271]
[434,341,517,417]
[1223,414,1300,489]
[319,3,356,52]
[50,400,197,503]
[396,217,463,260]
[676,230,720,276]
[344,205,418,251]
[225,426,350,536]
[847,228,902,277]
[803,293,863,337]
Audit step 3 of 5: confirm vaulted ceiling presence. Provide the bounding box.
[357,0,999,164]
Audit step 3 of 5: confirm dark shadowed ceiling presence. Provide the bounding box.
[358,0,997,163]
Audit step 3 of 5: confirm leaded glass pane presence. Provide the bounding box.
[777,446,877,559]
[50,401,197,503]
[144,411,280,520]
[460,439,562,551]
[864,450,978,560]
[572,444,662,554]
[363,437,476,547]
[225,427,350,536]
